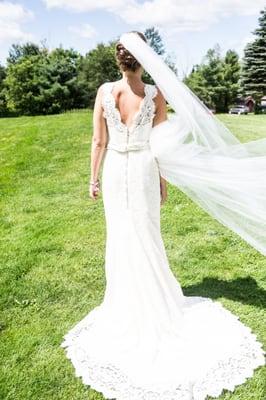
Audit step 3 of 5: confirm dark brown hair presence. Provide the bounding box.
[115,31,147,72]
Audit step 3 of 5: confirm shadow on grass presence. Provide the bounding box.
[183,276,266,309]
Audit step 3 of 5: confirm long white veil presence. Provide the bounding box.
[119,32,266,256]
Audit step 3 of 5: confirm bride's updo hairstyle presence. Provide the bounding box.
[115,31,147,72]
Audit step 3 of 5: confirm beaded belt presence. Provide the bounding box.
[106,142,150,152]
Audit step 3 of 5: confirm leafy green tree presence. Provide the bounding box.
[7,42,45,64]
[0,64,9,116]
[78,41,121,108]
[2,27,179,115]
[242,7,266,100]
[184,45,240,112]
[4,54,47,115]
[4,45,87,115]
[183,64,212,107]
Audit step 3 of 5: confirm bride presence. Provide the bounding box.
[60,31,265,399]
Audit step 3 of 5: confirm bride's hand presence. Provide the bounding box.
[160,176,167,206]
[89,180,100,200]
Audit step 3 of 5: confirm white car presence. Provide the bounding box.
[229,105,249,115]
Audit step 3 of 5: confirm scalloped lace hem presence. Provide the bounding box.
[60,299,265,400]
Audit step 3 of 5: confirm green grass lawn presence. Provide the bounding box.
[0,111,265,400]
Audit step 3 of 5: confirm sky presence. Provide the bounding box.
[0,0,264,78]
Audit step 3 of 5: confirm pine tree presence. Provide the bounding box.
[144,27,165,55]
[242,8,266,100]
[144,27,177,79]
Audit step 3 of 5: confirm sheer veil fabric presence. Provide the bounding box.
[60,32,265,400]
[119,32,266,256]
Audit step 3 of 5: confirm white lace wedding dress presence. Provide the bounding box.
[60,81,265,400]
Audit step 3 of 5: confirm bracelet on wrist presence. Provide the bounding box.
[90,179,100,186]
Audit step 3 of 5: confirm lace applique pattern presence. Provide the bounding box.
[102,82,157,133]
[60,298,265,400]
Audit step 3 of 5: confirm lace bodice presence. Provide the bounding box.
[101,81,158,152]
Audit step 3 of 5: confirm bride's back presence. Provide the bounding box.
[101,81,158,138]
[109,80,148,128]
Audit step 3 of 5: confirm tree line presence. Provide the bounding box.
[0,9,265,117]
[185,8,266,112]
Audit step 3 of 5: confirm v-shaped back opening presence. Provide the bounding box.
[109,81,148,131]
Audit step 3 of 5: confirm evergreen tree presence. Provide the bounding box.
[143,27,177,82]
[242,8,266,100]
[145,27,165,55]
[7,42,46,64]
[223,50,241,110]
[42,47,87,112]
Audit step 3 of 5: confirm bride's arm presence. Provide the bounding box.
[89,85,108,200]
[153,87,168,205]
[153,87,167,127]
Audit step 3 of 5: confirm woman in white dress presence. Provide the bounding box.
[60,31,265,400]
